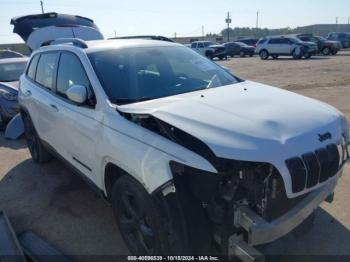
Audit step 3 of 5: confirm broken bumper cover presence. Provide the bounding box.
[234,174,339,246]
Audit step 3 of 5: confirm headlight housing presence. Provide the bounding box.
[0,89,18,101]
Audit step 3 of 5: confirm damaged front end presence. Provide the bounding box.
[121,111,341,259]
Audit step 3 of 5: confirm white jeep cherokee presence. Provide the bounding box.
[19,38,349,257]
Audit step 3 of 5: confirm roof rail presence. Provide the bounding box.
[41,38,88,48]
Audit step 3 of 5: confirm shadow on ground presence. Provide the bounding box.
[0,134,27,150]
[0,158,129,260]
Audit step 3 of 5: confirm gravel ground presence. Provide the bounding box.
[0,51,349,261]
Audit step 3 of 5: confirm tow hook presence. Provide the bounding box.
[228,234,265,262]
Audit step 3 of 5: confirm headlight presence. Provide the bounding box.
[0,89,18,101]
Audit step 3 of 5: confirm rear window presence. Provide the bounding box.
[35,53,59,90]
[27,55,40,80]
[257,39,267,45]
[0,61,27,82]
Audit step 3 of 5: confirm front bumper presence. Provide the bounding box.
[234,174,339,246]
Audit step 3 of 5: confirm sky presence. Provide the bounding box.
[1,0,350,44]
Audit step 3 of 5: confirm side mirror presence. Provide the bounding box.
[66,85,87,105]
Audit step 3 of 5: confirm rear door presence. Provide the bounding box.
[22,52,60,144]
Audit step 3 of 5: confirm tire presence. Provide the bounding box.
[249,54,253,57]
[111,176,177,255]
[272,55,279,59]
[205,51,213,60]
[23,115,52,163]
[239,51,245,57]
[322,47,331,56]
[331,50,338,55]
[293,212,316,238]
[304,53,312,59]
[292,48,303,59]
[259,50,269,60]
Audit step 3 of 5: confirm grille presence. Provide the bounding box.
[286,143,340,193]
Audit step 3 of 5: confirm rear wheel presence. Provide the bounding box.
[259,50,269,60]
[239,51,245,57]
[205,51,213,60]
[23,115,52,163]
[331,50,338,55]
[272,54,279,59]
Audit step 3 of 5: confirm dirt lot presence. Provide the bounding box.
[1,51,350,261]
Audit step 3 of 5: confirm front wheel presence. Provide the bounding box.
[304,52,312,59]
[23,115,52,163]
[292,48,303,59]
[272,55,279,59]
[111,176,184,255]
[322,47,331,56]
[239,51,245,57]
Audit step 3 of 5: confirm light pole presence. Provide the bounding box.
[225,12,232,42]
[40,0,44,14]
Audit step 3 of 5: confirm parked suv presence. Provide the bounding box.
[327,32,350,49]
[19,38,349,259]
[191,41,227,60]
[296,34,341,55]
[256,36,318,60]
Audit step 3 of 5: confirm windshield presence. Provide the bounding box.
[0,61,27,82]
[203,42,217,47]
[88,46,239,105]
[289,37,303,44]
[317,36,327,41]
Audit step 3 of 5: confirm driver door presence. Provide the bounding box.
[50,51,100,181]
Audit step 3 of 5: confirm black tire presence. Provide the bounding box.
[23,115,52,163]
[111,176,175,255]
[331,50,338,55]
[293,212,316,238]
[304,53,312,59]
[322,47,331,56]
[249,54,254,57]
[239,51,245,57]
[272,55,279,59]
[292,48,303,59]
[205,51,213,60]
[259,50,269,60]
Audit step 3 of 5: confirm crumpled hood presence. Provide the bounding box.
[119,81,344,164]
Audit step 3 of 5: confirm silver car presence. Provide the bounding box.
[0,57,28,129]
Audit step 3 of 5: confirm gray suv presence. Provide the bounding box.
[256,36,318,60]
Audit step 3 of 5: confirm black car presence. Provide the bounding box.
[296,34,341,55]
[224,42,255,57]
[327,32,350,49]
[234,38,259,47]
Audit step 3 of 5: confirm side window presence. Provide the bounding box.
[27,54,40,80]
[36,53,59,90]
[191,43,197,48]
[56,52,90,98]
[198,43,204,48]
[269,39,280,44]
[280,38,289,44]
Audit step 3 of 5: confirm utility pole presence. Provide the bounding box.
[256,11,259,29]
[174,32,177,39]
[114,30,117,38]
[202,25,204,40]
[348,17,350,32]
[225,12,232,42]
[40,0,44,14]
[336,17,338,31]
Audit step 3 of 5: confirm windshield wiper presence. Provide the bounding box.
[116,96,153,105]
[206,74,220,89]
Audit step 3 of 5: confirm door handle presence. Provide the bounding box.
[49,104,59,112]
[23,90,31,97]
